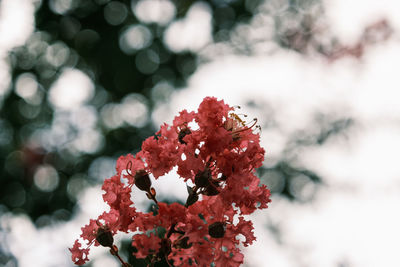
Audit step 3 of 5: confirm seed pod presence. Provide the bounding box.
[96,227,114,247]
[208,222,225,238]
[134,169,151,192]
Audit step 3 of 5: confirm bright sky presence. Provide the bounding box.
[1,0,400,266]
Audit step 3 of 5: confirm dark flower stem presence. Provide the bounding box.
[110,245,132,267]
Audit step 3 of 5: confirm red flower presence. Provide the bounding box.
[70,97,271,266]
[132,232,162,259]
[69,240,90,265]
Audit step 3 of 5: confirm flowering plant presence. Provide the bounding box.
[70,97,271,266]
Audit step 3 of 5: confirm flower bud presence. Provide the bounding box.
[135,170,151,192]
[96,227,114,247]
[208,222,225,238]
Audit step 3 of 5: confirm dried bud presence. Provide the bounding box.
[96,227,114,247]
[135,170,151,192]
[178,128,191,144]
[208,222,225,238]
[195,168,211,187]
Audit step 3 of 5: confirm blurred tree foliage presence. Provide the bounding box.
[0,0,263,222]
[0,0,339,227]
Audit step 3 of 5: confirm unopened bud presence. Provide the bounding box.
[96,227,114,247]
[208,222,225,238]
[135,170,151,192]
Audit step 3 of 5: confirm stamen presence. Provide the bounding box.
[232,118,258,134]
[126,161,133,177]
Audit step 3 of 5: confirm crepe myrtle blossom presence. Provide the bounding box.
[70,97,271,266]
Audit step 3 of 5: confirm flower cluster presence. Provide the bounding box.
[70,97,271,266]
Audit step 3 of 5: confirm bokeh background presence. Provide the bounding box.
[1,0,400,266]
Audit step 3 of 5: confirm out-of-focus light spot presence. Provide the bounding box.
[261,170,285,193]
[100,103,124,129]
[33,164,59,192]
[37,111,72,150]
[95,0,111,5]
[15,73,38,100]
[151,81,173,102]
[120,93,149,127]
[119,25,153,54]
[0,59,11,99]
[48,0,74,15]
[274,11,303,37]
[101,95,148,129]
[60,16,81,40]
[132,0,176,26]
[212,0,236,4]
[0,0,35,51]
[135,49,159,74]
[45,41,70,67]
[289,174,315,201]
[67,174,89,201]
[18,100,41,119]
[293,0,319,14]
[261,0,289,14]
[104,1,128,26]
[35,215,52,228]
[164,2,212,52]
[70,105,98,130]
[28,31,50,53]
[88,157,116,181]
[74,29,100,51]
[72,129,104,154]
[214,5,236,29]
[0,120,13,146]
[4,151,23,176]
[48,68,95,110]
[52,209,71,222]
[3,182,26,208]
[176,56,196,77]
[152,67,176,84]
[245,0,263,13]
[33,0,43,11]
[91,87,109,107]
